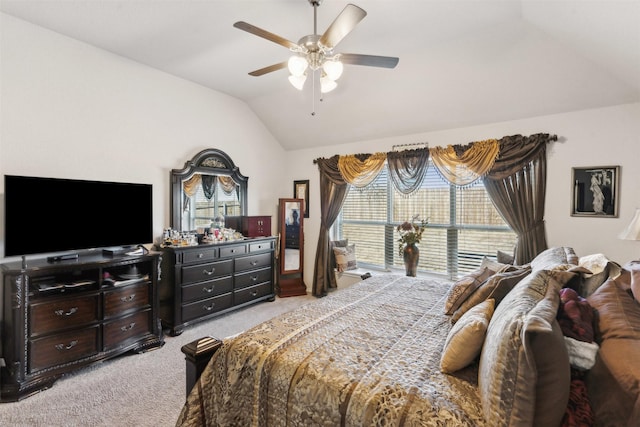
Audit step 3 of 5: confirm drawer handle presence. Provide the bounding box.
[251,275,258,282]
[250,291,258,297]
[250,261,259,266]
[203,268,216,276]
[203,285,216,293]
[203,303,215,311]
[197,253,205,258]
[55,340,78,351]
[120,322,136,332]
[120,294,136,302]
[54,307,78,317]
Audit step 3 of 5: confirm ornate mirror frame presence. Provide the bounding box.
[170,149,248,231]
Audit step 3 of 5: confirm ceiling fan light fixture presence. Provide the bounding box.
[322,59,343,81]
[288,55,308,77]
[320,75,337,93]
[288,74,307,90]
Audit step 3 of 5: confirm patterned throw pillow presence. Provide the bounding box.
[451,267,530,323]
[333,244,357,272]
[440,299,495,373]
[329,239,349,271]
[444,267,495,315]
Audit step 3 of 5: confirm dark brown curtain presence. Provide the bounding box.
[312,156,349,297]
[484,134,556,264]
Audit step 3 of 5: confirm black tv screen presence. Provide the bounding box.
[4,175,153,257]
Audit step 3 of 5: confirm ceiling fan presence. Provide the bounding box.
[233,0,399,95]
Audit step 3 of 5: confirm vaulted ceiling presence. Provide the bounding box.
[2,0,639,150]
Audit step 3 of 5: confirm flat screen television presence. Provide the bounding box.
[4,175,153,258]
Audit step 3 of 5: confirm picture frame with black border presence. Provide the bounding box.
[571,166,619,217]
[293,180,309,218]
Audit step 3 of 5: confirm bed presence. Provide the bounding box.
[175,247,638,427]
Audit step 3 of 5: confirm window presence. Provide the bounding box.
[333,161,516,279]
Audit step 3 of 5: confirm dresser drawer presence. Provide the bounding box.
[182,276,233,303]
[182,293,233,323]
[235,267,272,290]
[29,326,99,372]
[103,309,151,351]
[30,295,99,336]
[235,253,272,273]
[182,248,218,264]
[181,259,233,285]
[234,283,272,306]
[104,282,150,318]
[249,241,273,253]
[219,244,246,258]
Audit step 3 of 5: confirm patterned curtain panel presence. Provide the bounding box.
[387,148,430,195]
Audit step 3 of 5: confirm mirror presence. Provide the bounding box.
[278,198,306,297]
[171,149,247,232]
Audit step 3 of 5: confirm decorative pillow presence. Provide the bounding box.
[578,253,621,297]
[332,244,357,272]
[530,246,579,271]
[444,267,495,315]
[451,266,530,323]
[587,274,640,342]
[480,256,509,273]
[478,269,571,427]
[440,299,495,373]
[329,239,349,271]
[496,249,515,265]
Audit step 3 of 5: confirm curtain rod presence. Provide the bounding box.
[391,142,429,151]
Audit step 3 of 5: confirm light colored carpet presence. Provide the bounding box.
[0,290,325,427]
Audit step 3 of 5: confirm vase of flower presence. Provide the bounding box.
[403,242,419,276]
[397,215,428,277]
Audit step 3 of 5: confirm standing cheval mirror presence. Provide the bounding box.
[277,198,306,297]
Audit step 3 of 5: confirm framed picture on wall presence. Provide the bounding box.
[293,180,309,218]
[571,166,620,217]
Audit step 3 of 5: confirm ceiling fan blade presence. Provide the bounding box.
[319,4,367,50]
[339,53,399,69]
[248,62,288,77]
[234,21,300,50]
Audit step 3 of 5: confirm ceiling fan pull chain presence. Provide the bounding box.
[311,69,316,116]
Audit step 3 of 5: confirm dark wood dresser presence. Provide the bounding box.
[0,252,164,402]
[158,237,276,336]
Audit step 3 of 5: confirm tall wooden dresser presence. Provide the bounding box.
[158,237,276,336]
[0,252,164,401]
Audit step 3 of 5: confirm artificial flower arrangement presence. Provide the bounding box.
[397,215,429,256]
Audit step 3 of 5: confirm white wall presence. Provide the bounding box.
[287,102,640,284]
[0,14,287,260]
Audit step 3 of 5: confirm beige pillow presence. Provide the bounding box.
[587,273,640,342]
[332,244,357,272]
[478,269,570,427]
[440,299,495,373]
[530,246,578,271]
[451,267,530,323]
[444,267,495,315]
